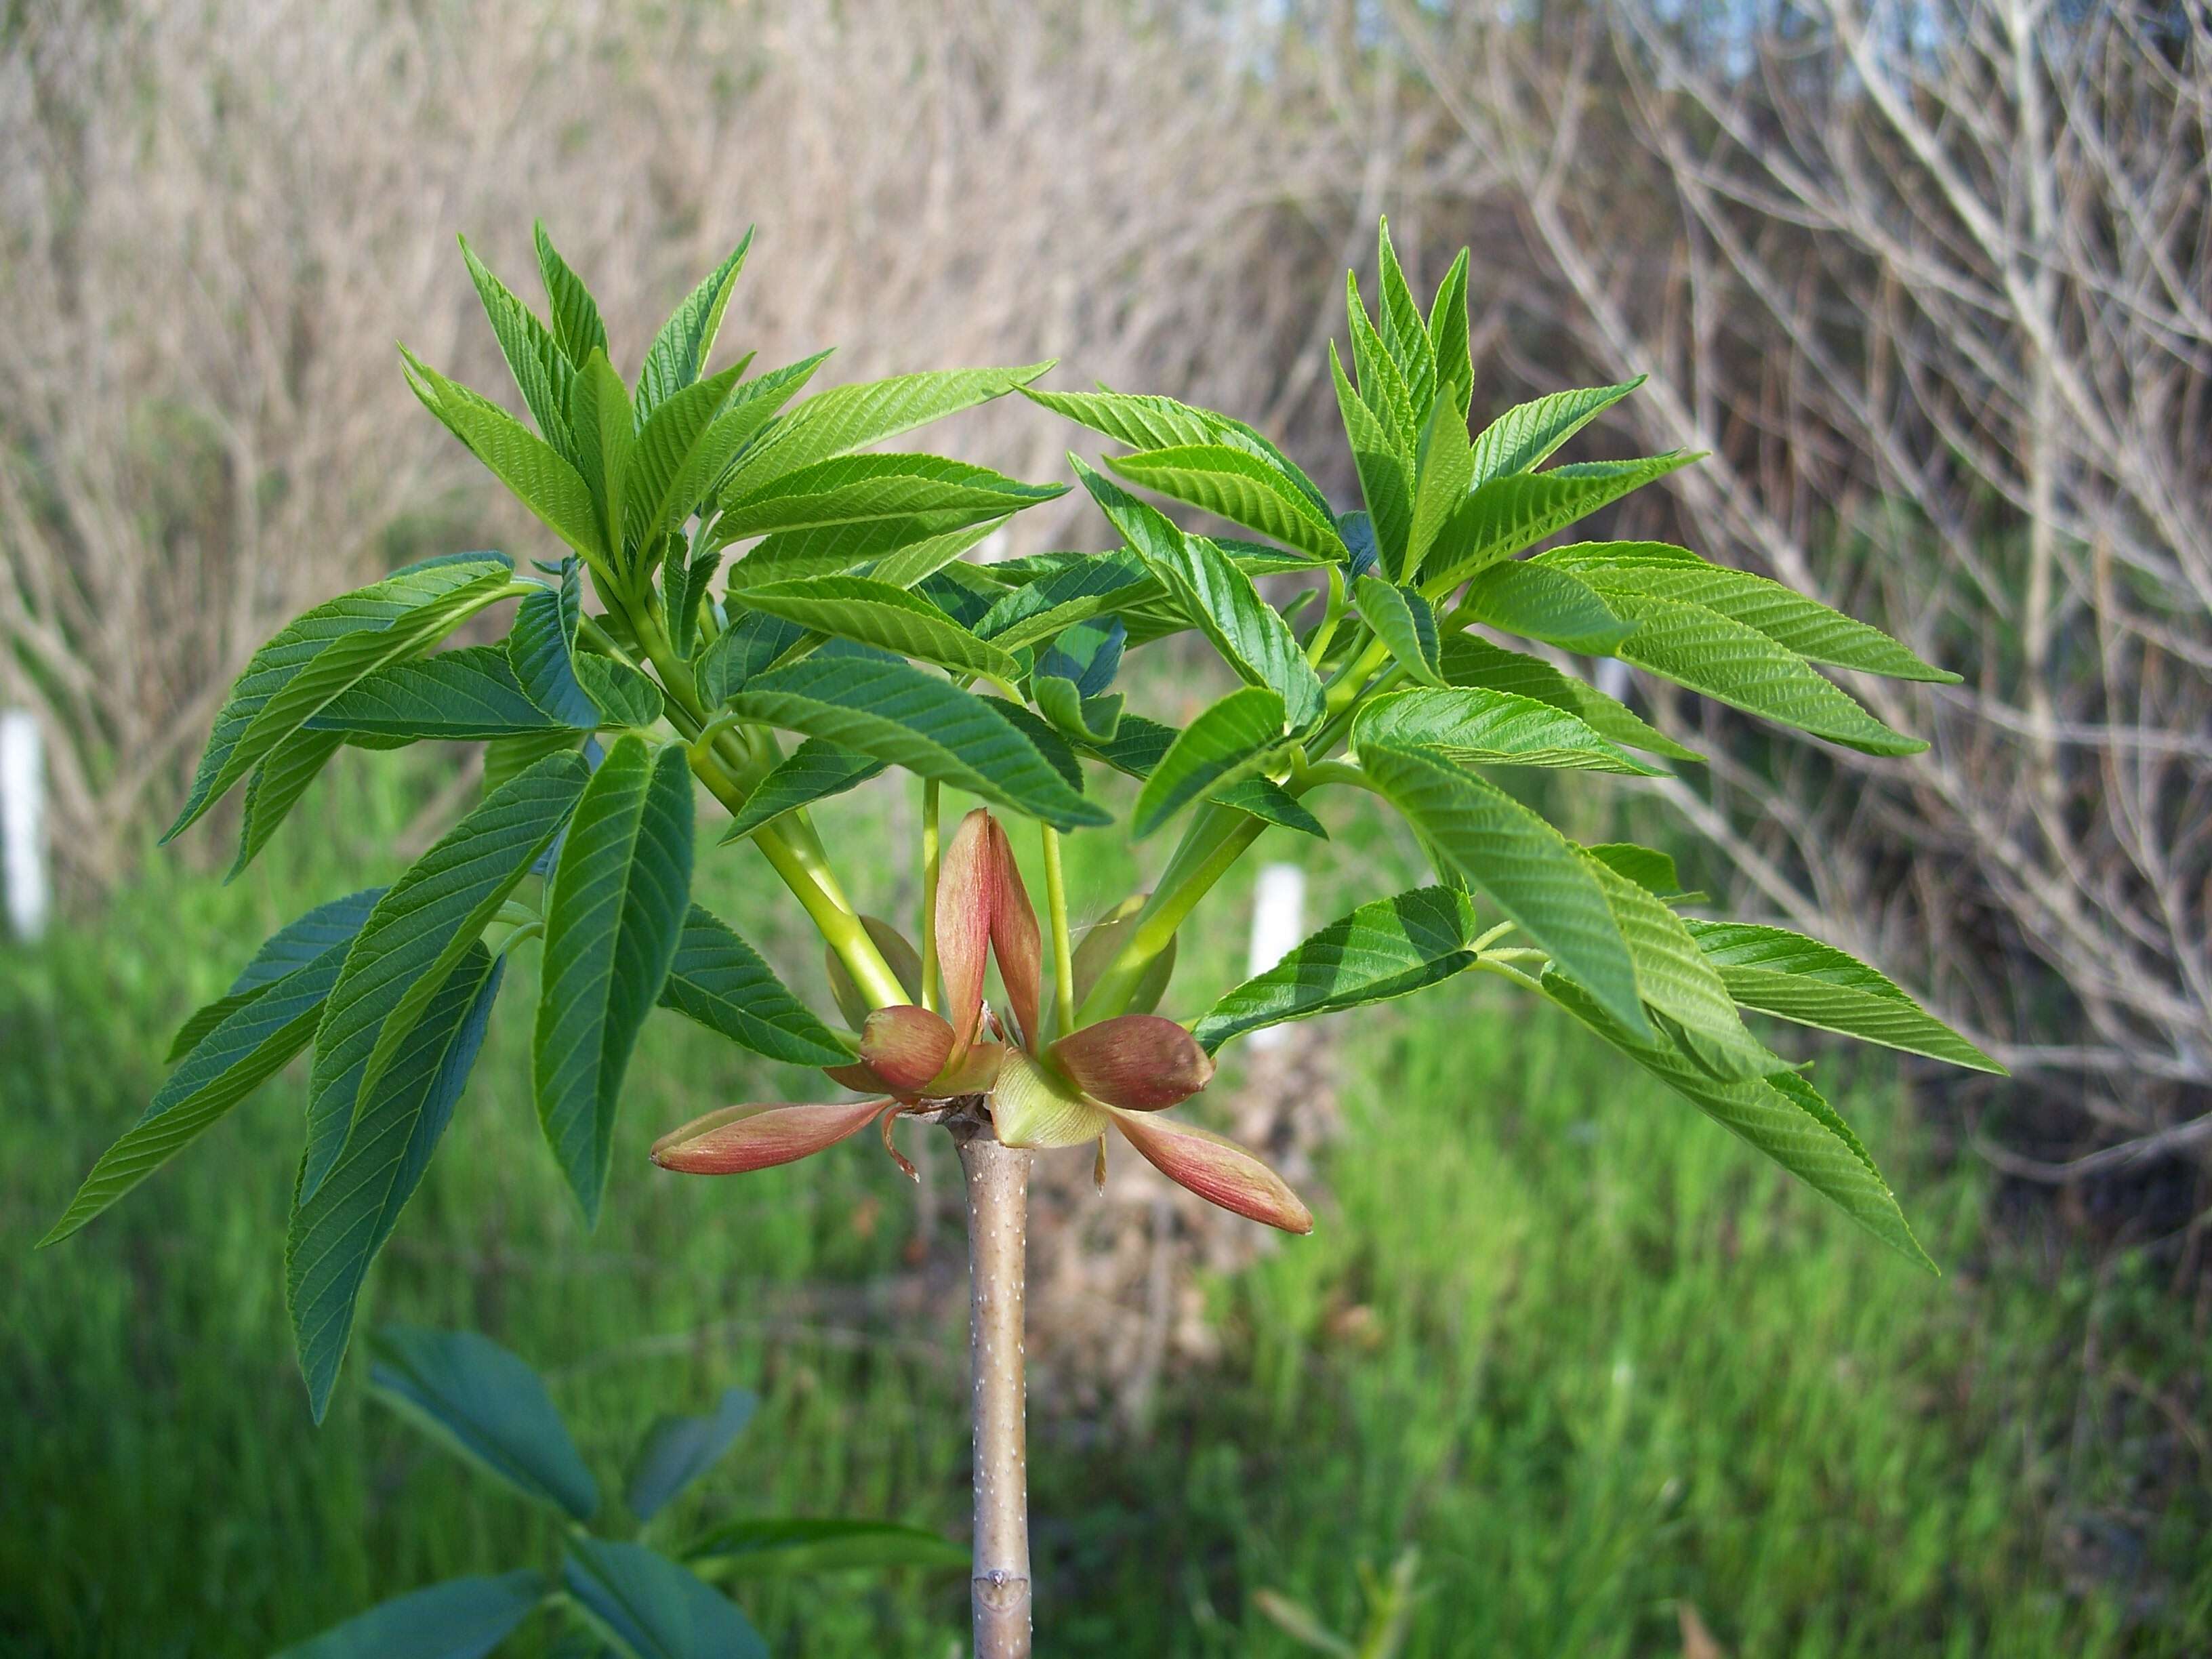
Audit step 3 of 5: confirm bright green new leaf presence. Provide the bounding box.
[1331,342,1413,574]
[722,655,1109,831]
[569,350,637,565]
[1468,379,1643,487]
[1073,710,1324,839]
[535,737,695,1227]
[1359,739,1646,1036]
[1345,270,1417,455]
[1683,920,2002,1072]
[1032,676,1122,745]
[1456,560,1638,653]
[272,1570,548,1659]
[1021,384,1334,519]
[664,544,724,659]
[1353,576,1444,686]
[1132,686,1285,840]
[974,550,1155,652]
[1429,248,1474,422]
[303,753,590,1194]
[717,739,886,843]
[459,235,575,455]
[622,359,752,553]
[533,220,609,370]
[735,575,1021,681]
[1193,885,1483,1052]
[1420,453,1698,592]
[369,1324,600,1518]
[1438,634,1699,761]
[1373,219,1437,420]
[1404,396,1475,580]
[657,905,851,1069]
[165,554,518,842]
[1105,444,1347,565]
[1541,972,1932,1270]
[288,946,505,1420]
[1584,842,1688,897]
[562,1538,767,1659]
[402,349,605,559]
[636,229,753,419]
[726,510,983,590]
[718,453,1064,539]
[1353,687,1662,775]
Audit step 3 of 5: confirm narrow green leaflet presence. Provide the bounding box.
[288,946,506,1420]
[866,517,1009,592]
[717,739,886,843]
[1538,544,1957,682]
[403,349,605,558]
[1439,634,1699,761]
[721,363,1052,501]
[509,562,602,729]
[164,554,517,841]
[230,727,347,880]
[1331,343,1413,575]
[459,236,575,455]
[1075,711,1324,838]
[1429,249,1474,423]
[694,612,807,705]
[1683,920,2001,1071]
[1353,576,1444,686]
[535,220,609,369]
[574,655,665,729]
[1467,380,1643,488]
[1193,886,1482,1052]
[722,656,1108,831]
[1021,385,1333,518]
[41,923,363,1245]
[1359,740,1646,1036]
[1456,560,1637,653]
[1540,972,1931,1270]
[734,576,1020,680]
[687,1518,969,1577]
[1373,220,1437,419]
[302,753,590,1197]
[726,511,980,590]
[1105,444,1346,564]
[310,646,579,739]
[664,545,724,659]
[562,1538,767,1659]
[1131,687,1285,840]
[1214,777,1328,839]
[1404,396,1474,579]
[1345,271,1417,455]
[1598,588,1926,754]
[1073,460,1324,728]
[167,888,386,1061]
[975,550,1155,652]
[272,1570,548,1659]
[626,1387,758,1523]
[718,453,1064,539]
[636,230,753,419]
[656,904,853,1067]
[621,360,751,552]
[1420,454,1698,592]
[535,737,695,1228]
[1353,687,1662,775]
[369,1324,600,1519]
[570,352,638,565]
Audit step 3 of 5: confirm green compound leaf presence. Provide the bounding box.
[1456,559,1637,653]
[1537,544,1958,682]
[310,646,582,739]
[1420,453,1697,592]
[301,753,590,1199]
[1131,686,1285,840]
[657,904,853,1068]
[723,363,1052,500]
[1345,269,1418,457]
[717,739,886,843]
[562,1538,766,1659]
[636,230,754,419]
[404,346,605,559]
[166,888,387,1062]
[735,575,1021,681]
[459,236,575,454]
[1683,920,2003,1073]
[1073,459,1324,729]
[369,1324,600,1519]
[1360,739,1646,1037]
[1438,634,1699,762]
[272,1569,548,1659]
[1595,588,1926,754]
[718,452,1063,539]
[626,1386,758,1523]
[289,945,506,1420]
[1468,379,1643,487]
[41,896,379,1246]
[1353,575,1444,686]
[535,737,695,1229]
[1193,885,1483,1052]
[1540,972,1933,1271]
[1021,385,1333,518]
[570,350,638,566]
[229,727,348,881]
[723,656,1108,832]
[1584,842,1688,898]
[621,359,753,554]
[1105,443,1347,565]
[1353,687,1663,776]
[164,554,516,842]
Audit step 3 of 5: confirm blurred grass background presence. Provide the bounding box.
[5,756,2205,1656]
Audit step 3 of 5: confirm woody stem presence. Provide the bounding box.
[958,1124,1032,1659]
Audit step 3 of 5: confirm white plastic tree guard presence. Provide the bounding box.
[1,710,49,942]
[1245,861,1306,1051]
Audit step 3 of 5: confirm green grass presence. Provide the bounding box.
[3,754,2203,1656]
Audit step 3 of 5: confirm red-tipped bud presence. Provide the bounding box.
[1109,1108,1313,1233]
[984,815,1042,1048]
[1046,1015,1214,1109]
[937,811,996,1057]
[858,1004,956,1093]
[651,1099,891,1175]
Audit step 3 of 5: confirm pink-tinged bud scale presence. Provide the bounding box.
[1046,1014,1214,1109]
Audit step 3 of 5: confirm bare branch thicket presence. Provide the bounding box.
[0,0,1393,889]
[1383,0,2211,1147]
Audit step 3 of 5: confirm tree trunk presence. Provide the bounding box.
[958,1126,1032,1658]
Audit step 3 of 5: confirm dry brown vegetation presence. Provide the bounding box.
[3,0,2205,1165]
